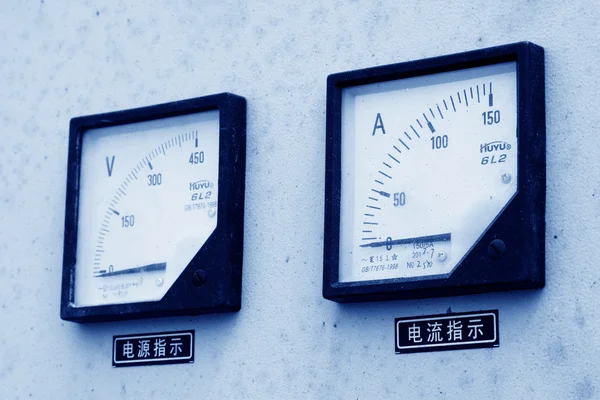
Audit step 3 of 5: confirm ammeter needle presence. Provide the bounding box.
[360,233,451,248]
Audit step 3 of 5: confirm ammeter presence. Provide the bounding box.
[323,42,545,302]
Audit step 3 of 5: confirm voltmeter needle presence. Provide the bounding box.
[94,262,167,277]
[360,233,451,248]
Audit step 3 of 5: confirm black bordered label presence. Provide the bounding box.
[113,330,194,367]
[395,310,499,354]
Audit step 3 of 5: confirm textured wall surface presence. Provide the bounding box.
[1,1,599,399]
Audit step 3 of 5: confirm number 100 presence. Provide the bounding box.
[430,135,448,150]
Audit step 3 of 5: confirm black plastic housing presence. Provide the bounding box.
[323,42,545,303]
[61,93,246,322]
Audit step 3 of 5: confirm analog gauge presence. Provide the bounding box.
[323,42,545,302]
[75,111,220,306]
[339,62,517,282]
[61,94,246,322]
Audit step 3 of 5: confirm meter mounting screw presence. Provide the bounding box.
[192,269,207,287]
[488,239,506,259]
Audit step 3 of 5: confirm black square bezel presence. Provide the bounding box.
[61,93,246,322]
[323,42,545,303]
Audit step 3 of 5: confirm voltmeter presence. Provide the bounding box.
[323,42,545,302]
[61,93,246,322]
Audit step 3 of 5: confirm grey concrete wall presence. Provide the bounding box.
[1,0,598,398]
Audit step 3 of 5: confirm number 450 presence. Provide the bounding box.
[189,151,205,164]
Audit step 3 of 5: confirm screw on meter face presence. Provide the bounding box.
[74,112,220,306]
[337,62,518,283]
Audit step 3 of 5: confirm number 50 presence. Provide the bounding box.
[394,192,406,207]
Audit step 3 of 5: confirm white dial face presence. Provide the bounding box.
[74,111,219,306]
[339,62,517,282]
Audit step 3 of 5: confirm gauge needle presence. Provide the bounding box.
[94,262,167,277]
[360,233,451,248]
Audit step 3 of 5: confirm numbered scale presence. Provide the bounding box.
[61,93,246,322]
[323,42,546,302]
